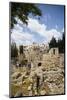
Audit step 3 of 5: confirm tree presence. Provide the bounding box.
[11,42,18,58]
[57,39,62,53]
[49,33,65,53]
[49,37,57,49]
[58,33,65,53]
[19,45,23,54]
[11,2,42,29]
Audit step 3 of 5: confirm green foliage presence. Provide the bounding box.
[11,2,42,28]
[19,45,23,54]
[11,42,18,58]
[49,37,57,49]
[57,33,65,53]
[49,33,65,53]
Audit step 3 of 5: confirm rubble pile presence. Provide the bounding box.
[10,44,65,97]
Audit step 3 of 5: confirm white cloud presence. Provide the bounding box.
[11,17,62,45]
[11,25,34,45]
[12,30,33,41]
[28,17,62,42]
[28,18,46,37]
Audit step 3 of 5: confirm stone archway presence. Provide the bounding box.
[38,62,42,67]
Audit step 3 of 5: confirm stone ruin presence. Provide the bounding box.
[49,48,59,56]
[11,44,64,97]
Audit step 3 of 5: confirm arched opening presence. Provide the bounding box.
[53,49,55,55]
[38,62,42,66]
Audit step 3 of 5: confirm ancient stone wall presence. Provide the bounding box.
[11,45,64,97]
[49,48,59,56]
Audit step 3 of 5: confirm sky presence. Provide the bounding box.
[11,4,65,46]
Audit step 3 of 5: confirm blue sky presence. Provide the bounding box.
[37,4,64,31]
[11,4,65,46]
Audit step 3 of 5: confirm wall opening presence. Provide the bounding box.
[53,49,55,55]
[38,62,42,66]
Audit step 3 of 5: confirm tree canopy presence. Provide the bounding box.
[11,42,18,58]
[19,45,23,54]
[11,2,42,29]
[49,37,57,49]
[57,33,65,53]
[49,33,65,53]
